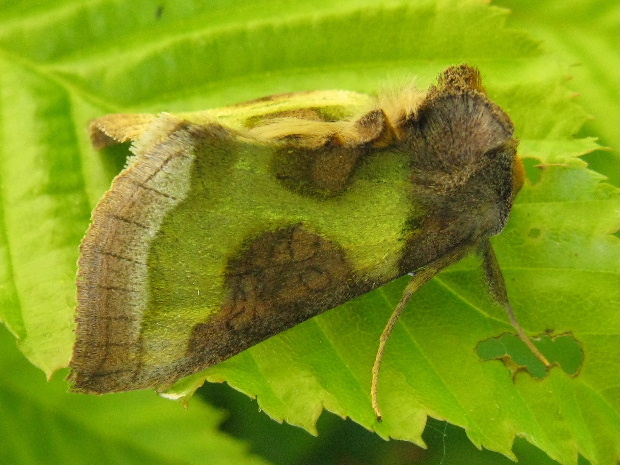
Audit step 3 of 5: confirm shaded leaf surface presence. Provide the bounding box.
[0,326,271,465]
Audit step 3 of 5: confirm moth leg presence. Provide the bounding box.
[480,239,551,368]
[371,265,440,421]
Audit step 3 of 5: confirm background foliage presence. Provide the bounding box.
[0,1,617,464]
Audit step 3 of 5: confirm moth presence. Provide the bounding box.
[70,64,549,419]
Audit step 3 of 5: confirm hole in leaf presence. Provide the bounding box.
[582,148,620,187]
[476,332,583,378]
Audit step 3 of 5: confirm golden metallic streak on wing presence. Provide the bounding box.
[89,113,158,149]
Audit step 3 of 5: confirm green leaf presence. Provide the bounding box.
[494,0,619,185]
[0,326,271,465]
[0,1,617,464]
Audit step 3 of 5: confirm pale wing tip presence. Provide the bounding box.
[89,113,157,150]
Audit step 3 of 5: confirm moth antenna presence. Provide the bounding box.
[480,240,552,368]
[371,265,440,421]
[504,302,552,368]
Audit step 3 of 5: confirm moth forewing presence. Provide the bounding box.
[89,113,158,150]
[70,65,542,420]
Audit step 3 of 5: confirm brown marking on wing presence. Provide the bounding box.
[230,91,306,107]
[246,108,331,129]
[186,224,365,361]
[271,144,365,197]
[268,109,392,198]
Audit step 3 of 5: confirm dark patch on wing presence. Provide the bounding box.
[269,109,389,198]
[245,106,350,129]
[271,144,367,198]
[186,224,368,362]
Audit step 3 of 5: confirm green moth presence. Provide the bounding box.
[70,64,549,418]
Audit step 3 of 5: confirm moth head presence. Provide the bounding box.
[403,65,522,236]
